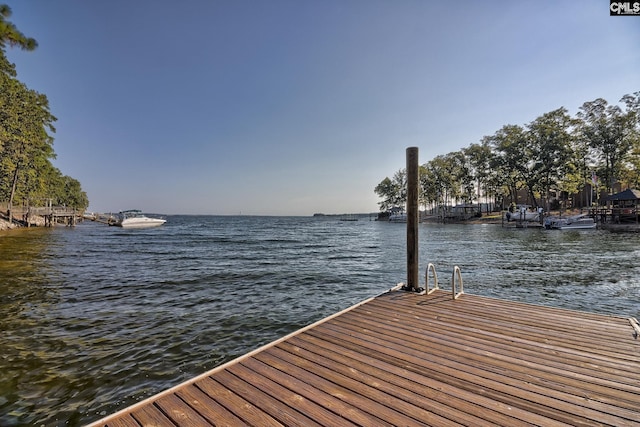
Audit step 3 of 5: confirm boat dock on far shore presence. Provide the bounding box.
[83,212,117,225]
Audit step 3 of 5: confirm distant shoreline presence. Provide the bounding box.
[0,212,568,231]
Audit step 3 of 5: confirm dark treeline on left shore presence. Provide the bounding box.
[375,92,640,213]
[0,5,88,221]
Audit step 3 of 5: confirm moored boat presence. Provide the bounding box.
[545,214,596,230]
[505,205,542,222]
[111,210,166,228]
[388,213,407,222]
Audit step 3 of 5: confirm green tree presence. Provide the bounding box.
[59,175,89,208]
[451,150,474,205]
[485,124,528,205]
[478,135,507,210]
[561,120,597,208]
[374,93,639,213]
[463,143,494,211]
[0,5,90,221]
[577,96,637,195]
[617,93,640,189]
[0,5,37,52]
[374,169,406,212]
[0,5,36,78]
[0,76,56,219]
[24,163,87,210]
[526,107,575,210]
[424,154,459,209]
[419,164,439,213]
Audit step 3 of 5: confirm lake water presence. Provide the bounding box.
[1,215,639,426]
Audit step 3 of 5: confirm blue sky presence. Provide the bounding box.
[4,0,639,215]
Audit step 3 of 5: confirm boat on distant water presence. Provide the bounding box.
[505,205,542,222]
[545,214,596,230]
[111,210,166,228]
[388,213,407,222]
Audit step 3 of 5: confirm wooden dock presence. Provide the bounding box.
[88,288,640,427]
[4,204,80,227]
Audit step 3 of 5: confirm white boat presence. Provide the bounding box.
[388,213,407,222]
[113,210,166,228]
[545,214,596,230]
[505,205,542,222]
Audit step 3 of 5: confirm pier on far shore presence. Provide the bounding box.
[2,204,80,227]
[82,212,118,225]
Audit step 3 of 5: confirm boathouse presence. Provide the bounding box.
[602,188,640,228]
[605,188,640,209]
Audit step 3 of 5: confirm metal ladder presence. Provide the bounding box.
[425,263,464,300]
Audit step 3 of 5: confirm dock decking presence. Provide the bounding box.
[88,288,640,426]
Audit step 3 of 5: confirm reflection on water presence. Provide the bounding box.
[0,217,639,426]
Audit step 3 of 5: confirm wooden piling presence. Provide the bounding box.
[406,147,419,292]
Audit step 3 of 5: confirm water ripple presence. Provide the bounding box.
[1,217,639,425]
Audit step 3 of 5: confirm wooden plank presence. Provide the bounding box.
[196,376,284,426]
[310,323,570,422]
[279,335,543,426]
[228,361,360,427]
[376,292,640,362]
[348,302,640,391]
[262,346,457,426]
[175,384,246,426]
[130,404,173,426]
[88,290,640,427]
[253,350,403,426]
[104,416,140,427]
[360,300,638,418]
[155,393,212,425]
[212,369,321,427]
[285,332,571,427]
[310,316,636,425]
[239,357,386,427]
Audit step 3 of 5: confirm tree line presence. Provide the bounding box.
[375,92,640,213]
[0,5,88,220]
